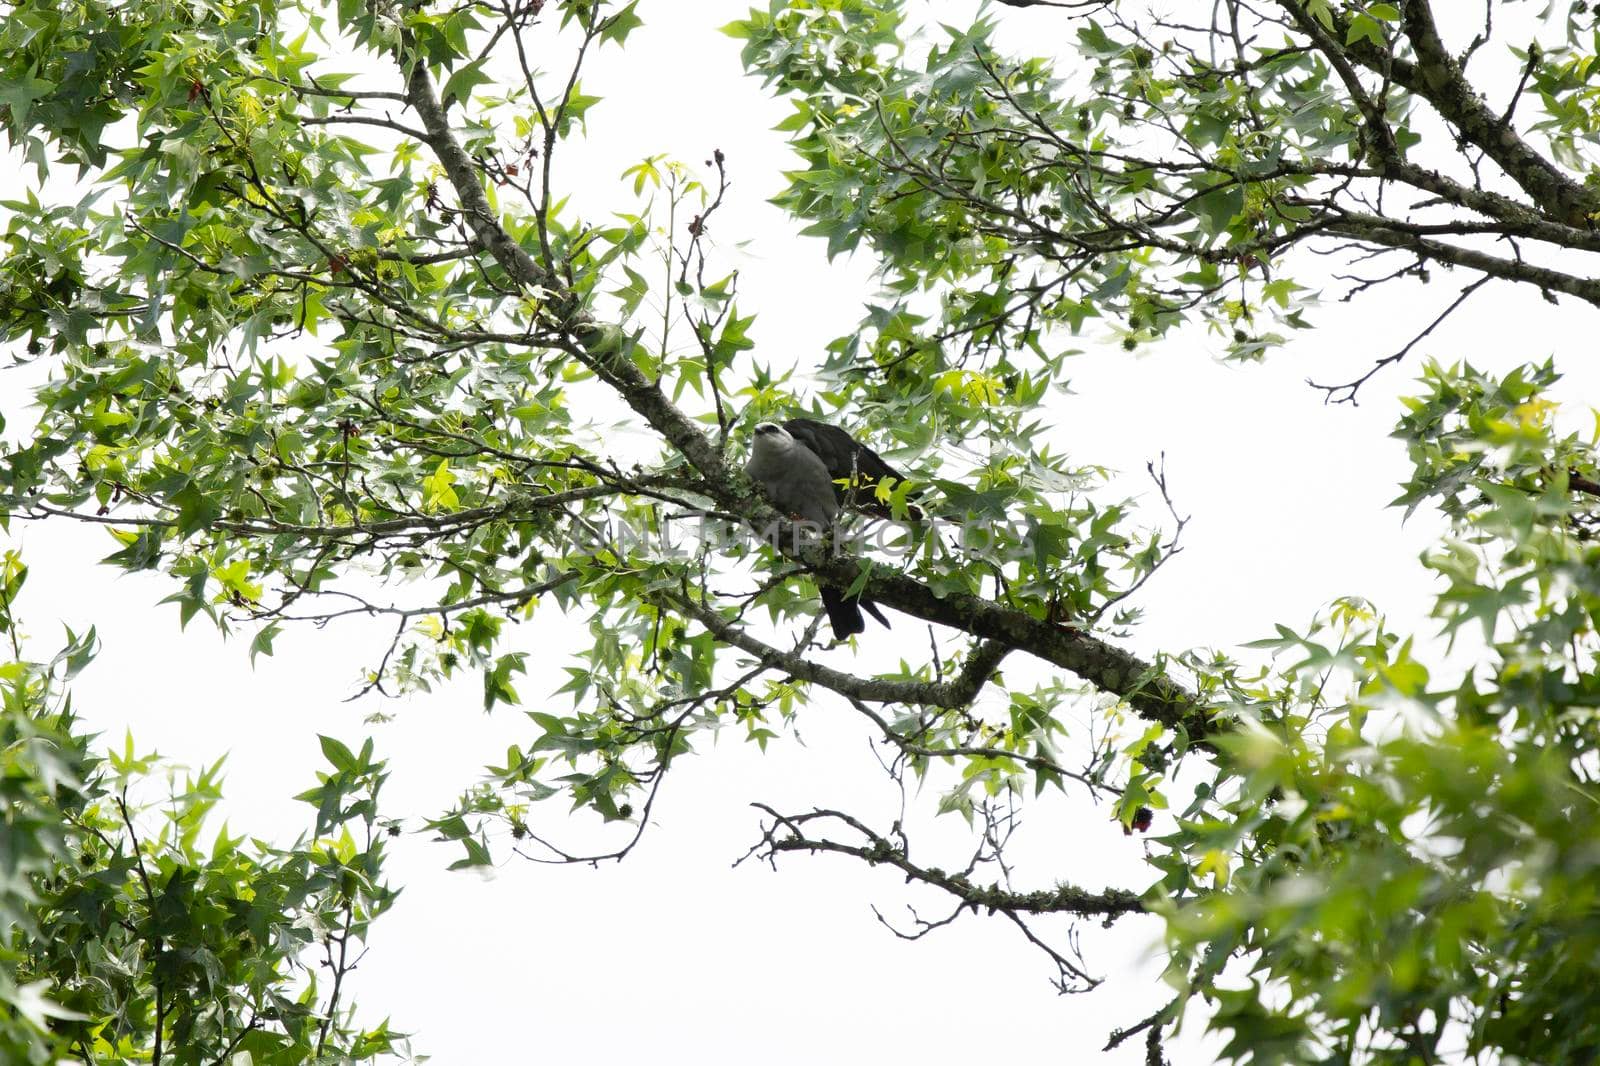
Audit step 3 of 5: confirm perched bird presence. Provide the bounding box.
[745,421,892,639]
[782,418,921,519]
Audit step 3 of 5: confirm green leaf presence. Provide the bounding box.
[250,623,282,663]
[319,734,358,772]
[1345,13,1384,47]
[599,2,643,46]
[441,58,492,108]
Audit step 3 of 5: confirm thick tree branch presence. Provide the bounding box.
[812,556,1209,741]
[406,60,735,482]
[1395,0,1595,227]
[1570,472,1600,499]
[1283,0,1599,226]
[1319,215,1600,306]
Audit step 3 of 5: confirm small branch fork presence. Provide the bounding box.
[1088,454,1190,629]
[1105,996,1180,1066]
[993,0,1113,9]
[678,148,736,445]
[1308,276,1491,405]
[736,804,1145,994]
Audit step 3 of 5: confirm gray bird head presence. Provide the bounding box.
[751,421,796,455]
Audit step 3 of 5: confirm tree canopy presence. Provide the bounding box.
[3,0,1600,1061]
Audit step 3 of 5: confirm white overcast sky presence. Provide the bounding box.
[4,1,1598,1062]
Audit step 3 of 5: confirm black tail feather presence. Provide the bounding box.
[819,586,891,638]
[860,597,890,629]
[819,586,865,639]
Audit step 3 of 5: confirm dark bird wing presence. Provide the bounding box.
[784,418,918,516]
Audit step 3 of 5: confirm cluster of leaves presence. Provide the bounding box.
[729,0,1600,399]
[0,558,404,1063]
[726,2,1332,367]
[1145,358,1600,1062]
